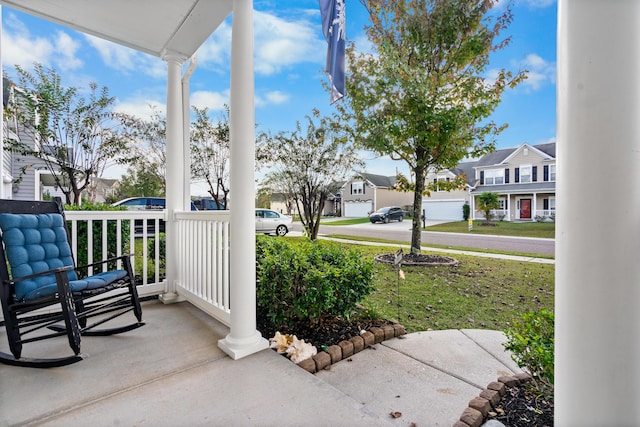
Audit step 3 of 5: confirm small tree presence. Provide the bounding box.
[114,106,168,193]
[262,110,362,240]
[331,0,526,253]
[190,106,230,210]
[7,63,126,205]
[477,191,500,224]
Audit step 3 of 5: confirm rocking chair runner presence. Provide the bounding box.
[0,198,144,368]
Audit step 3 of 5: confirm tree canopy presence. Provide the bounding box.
[261,110,362,240]
[331,0,526,253]
[7,63,126,205]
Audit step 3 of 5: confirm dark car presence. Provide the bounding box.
[369,206,405,223]
[112,197,197,234]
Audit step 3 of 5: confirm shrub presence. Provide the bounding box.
[64,202,130,276]
[462,202,471,221]
[256,236,374,327]
[148,233,166,269]
[503,309,554,398]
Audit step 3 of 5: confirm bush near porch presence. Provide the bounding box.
[256,236,374,327]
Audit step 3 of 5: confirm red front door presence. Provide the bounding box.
[520,199,531,219]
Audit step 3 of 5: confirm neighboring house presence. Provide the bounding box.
[425,142,556,221]
[269,185,343,217]
[424,161,477,221]
[340,172,413,217]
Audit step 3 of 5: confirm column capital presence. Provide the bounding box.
[161,49,188,65]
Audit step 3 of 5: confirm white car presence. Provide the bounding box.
[255,209,292,236]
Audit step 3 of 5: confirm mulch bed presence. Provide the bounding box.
[374,252,459,266]
[488,384,554,426]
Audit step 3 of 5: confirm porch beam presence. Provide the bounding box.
[556,1,640,424]
[218,0,268,359]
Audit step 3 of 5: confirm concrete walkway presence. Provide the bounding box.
[1,300,522,427]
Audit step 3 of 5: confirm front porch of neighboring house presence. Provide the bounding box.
[470,191,556,222]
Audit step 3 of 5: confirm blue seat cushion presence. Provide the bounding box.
[0,213,85,301]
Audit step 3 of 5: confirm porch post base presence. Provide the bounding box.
[158,292,185,304]
[218,331,269,360]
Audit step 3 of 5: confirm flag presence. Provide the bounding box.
[319,0,345,104]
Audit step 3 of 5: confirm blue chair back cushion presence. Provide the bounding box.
[0,213,85,301]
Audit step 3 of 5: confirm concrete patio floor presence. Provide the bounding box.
[1,300,522,427]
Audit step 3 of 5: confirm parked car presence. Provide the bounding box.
[112,197,197,234]
[255,208,292,236]
[369,206,405,223]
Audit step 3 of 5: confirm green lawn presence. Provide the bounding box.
[350,244,554,333]
[426,220,555,238]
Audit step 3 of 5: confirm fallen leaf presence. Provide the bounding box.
[389,411,402,419]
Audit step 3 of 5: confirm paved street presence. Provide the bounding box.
[292,219,555,256]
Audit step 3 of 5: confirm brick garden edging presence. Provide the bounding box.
[453,372,533,427]
[293,323,407,373]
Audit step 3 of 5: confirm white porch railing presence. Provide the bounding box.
[474,209,508,221]
[65,210,232,325]
[65,210,167,297]
[175,211,231,326]
[535,210,556,220]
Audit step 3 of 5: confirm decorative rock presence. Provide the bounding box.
[313,351,332,371]
[498,375,519,387]
[469,397,491,416]
[297,357,316,373]
[349,335,365,353]
[392,323,406,336]
[382,325,395,340]
[338,340,354,358]
[482,420,506,427]
[369,327,385,343]
[452,421,470,427]
[460,407,483,427]
[487,381,506,396]
[361,331,375,347]
[325,345,342,364]
[480,389,501,406]
[515,372,533,383]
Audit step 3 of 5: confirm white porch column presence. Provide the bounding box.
[0,6,4,200]
[557,1,640,425]
[218,0,268,359]
[160,52,186,303]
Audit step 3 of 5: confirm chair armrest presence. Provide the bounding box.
[75,254,134,271]
[7,265,75,284]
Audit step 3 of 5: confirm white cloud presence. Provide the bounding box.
[520,53,556,91]
[198,10,324,76]
[191,90,229,111]
[113,97,166,119]
[53,31,83,70]
[255,90,290,107]
[84,34,165,79]
[2,13,54,69]
[254,10,324,75]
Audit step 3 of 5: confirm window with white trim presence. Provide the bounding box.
[549,164,556,181]
[520,165,532,183]
[498,198,506,210]
[484,169,504,185]
[549,196,556,211]
[351,181,364,195]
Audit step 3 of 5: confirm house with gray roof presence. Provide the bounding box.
[424,142,557,221]
[340,172,413,217]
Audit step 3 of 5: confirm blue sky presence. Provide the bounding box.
[1,0,556,189]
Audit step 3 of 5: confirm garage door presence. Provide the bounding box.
[344,201,373,218]
[422,200,465,221]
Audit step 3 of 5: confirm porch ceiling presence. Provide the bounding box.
[0,0,233,58]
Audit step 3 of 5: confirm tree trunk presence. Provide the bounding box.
[410,167,426,255]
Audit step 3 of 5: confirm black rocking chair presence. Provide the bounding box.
[0,198,144,368]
